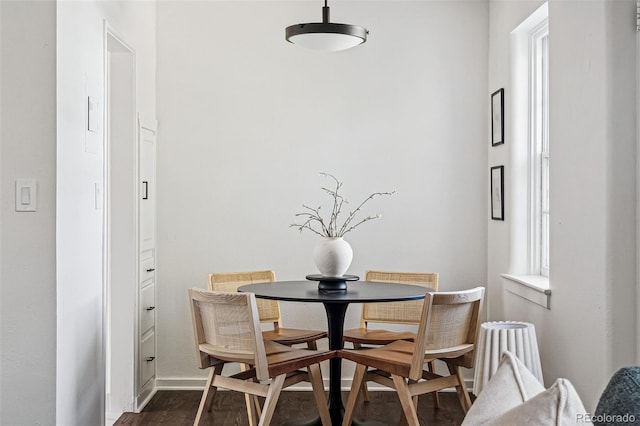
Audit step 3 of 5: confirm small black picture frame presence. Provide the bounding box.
[491,88,504,146]
[491,165,504,220]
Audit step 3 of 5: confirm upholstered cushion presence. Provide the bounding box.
[485,378,592,425]
[594,366,640,426]
[462,351,545,425]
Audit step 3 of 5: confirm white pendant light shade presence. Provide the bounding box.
[286,3,368,52]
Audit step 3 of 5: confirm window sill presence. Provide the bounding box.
[501,274,551,309]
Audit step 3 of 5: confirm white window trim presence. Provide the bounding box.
[528,21,549,278]
[506,2,550,308]
[502,274,551,309]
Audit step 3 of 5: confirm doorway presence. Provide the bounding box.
[104,30,137,424]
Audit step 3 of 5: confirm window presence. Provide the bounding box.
[501,3,550,309]
[530,21,549,277]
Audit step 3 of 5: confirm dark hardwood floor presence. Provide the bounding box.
[114,390,467,425]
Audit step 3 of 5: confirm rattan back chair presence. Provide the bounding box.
[208,271,327,348]
[189,288,333,426]
[360,270,439,328]
[340,287,485,426]
[342,270,439,403]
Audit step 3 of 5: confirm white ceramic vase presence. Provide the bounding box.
[313,237,353,277]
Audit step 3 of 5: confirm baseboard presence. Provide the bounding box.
[135,385,158,412]
[105,412,121,426]
[156,377,474,393]
[156,377,213,390]
[105,392,120,426]
[105,392,134,425]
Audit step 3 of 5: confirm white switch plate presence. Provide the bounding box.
[94,182,103,210]
[15,179,37,212]
[88,96,98,132]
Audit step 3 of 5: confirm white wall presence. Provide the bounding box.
[156,0,489,384]
[0,1,57,424]
[487,0,637,411]
[603,0,638,372]
[57,1,156,424]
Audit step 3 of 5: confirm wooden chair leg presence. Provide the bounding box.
[258,374,285,426]
[396,380,418,426]
[307,340,318,350]
[194,364,222,426]
[393,380,418,425]
[427,361,440,408]
[391,375,420,426]
[447,363,471,413]
[206,364,224,412]
[396,406,411,426]
[360,377,370,402]
[343,364,367,426]
[409,379,419,414]
[308,363,331,426]
[352,343,370,402]
[455,366,472,412]
[194,369,213,426]
[245,392,258,426]
[241,363,260,426]
[254,394,262,419]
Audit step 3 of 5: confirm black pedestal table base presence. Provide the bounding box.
[324,301,347,424]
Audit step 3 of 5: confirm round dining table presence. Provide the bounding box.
[238,279,428,425]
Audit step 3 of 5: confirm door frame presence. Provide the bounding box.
[103,23,138,424]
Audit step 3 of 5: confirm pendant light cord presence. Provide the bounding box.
[322,0,330,23]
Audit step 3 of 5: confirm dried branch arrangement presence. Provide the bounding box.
[290,172,395,238]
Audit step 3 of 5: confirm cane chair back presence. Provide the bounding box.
[342,270,440,404]
[190,288,268,378]
[208,270,327,348]
[340,287,485,426]
[361,270,439,327]
[208,270,281,328]
[189,288,332,426]
[410,287,484,378]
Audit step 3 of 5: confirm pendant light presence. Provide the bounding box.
[285,0,368,52]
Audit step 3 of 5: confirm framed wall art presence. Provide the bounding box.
[491,165,504,220]
[491,88,504,146]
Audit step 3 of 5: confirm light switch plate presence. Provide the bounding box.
[88,96,98,132]
[15,179,37,212]
[95,182,103,210]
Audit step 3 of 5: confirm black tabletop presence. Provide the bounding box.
[238,280,429,304]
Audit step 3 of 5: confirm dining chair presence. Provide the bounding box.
[208,270,327,349]
[340,287,485,426]
[342,270,439,404]
[189,287,334,426]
